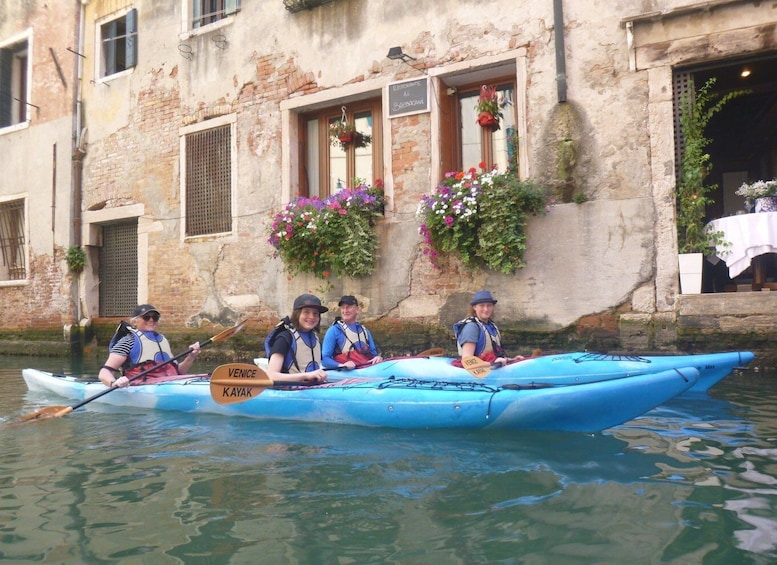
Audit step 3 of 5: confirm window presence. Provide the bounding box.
[182,118,234,238]
[192,0,241,29]
[300,101,382,198]
[0,198,26,281]
[99,9,138,78]
[439,79,518,175]
[0,38,29,128]
[99,221,138,316]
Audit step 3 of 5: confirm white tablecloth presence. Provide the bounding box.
[706,212,777,278]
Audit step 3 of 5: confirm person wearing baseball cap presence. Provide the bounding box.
[263,294,329,383]
[453,290,525,367]
[321,295,383,369]
[97,304,201,388]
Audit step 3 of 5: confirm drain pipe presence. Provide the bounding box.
[553,0,568,103]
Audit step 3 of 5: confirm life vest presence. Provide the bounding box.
[331,318,375,365]
[109,322,178,378]
[453,316,505,358]
[264,317,322,374]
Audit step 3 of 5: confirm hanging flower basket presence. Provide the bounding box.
[475,85,503,132]
[476,111,500,131]
[329,120,372,151]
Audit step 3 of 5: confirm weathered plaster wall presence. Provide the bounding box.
[67,0,777,343]
[0,2,79,329]
[76,0,659,328]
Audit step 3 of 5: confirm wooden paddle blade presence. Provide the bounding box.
[18,405,74,421]
[210,319,248,343]
[209,363,272,405]
[461,356,492,378]
[210,378,274,387]
[417,347,446,357]
[210,381,267,405]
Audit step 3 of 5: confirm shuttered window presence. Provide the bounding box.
[99,221,138,317]
[673,70,694,180]
[184,123,233,237]
[100,8,138,78]
[192,0,241,29]
[0,38,28,128]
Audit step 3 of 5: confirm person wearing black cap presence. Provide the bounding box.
[97,304,201,387]
[321,295,383,369]
[453,290,525,367]
[263,294,329,383]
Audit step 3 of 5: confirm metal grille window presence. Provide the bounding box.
[99,221,138,317]
[0,199,26,281]
[192,0,241,29]
[673,70,694,180]
[185,124,233,237]
[100,9,138,78]
[0,38,29,128]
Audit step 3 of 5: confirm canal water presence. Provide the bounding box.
[1,355,776,564]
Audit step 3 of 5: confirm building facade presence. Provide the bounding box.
[2,1,776,356]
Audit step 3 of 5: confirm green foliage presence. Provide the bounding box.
[676,78,748,253]
[573,192,588,204]
[417,166,549,274]
[268,181,385,279]
[66,245,86,273]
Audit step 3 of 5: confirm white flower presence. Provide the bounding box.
[735,179,777,199]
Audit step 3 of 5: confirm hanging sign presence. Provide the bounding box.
[388,77,430,118]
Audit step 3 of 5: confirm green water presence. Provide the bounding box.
[1,356,776,564]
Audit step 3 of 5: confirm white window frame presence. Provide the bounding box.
[0,28,32,134]
[95,7,138,83]
[280,77,390,210]
[181,0,241,36]
[429,50,530,182]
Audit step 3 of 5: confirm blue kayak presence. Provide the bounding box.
[291,351,753,393]
[22,366,700,432]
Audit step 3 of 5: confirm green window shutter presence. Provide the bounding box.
[125,8,138,69]
[0,49,12,127]
[225,0,240,16]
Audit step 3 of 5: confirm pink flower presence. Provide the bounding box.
[444,216,454,227]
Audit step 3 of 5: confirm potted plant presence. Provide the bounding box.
[65,245,87,274]
[416,164,549,274]
[268,180,385,279]
[675,78,746,293]
[474,85,503,132]
[329,120,371,151]
[735,179,777,213]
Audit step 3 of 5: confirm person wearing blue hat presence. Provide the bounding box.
[263,294,329,383]
[453,290,525,366]
[321,295,384,369]
[98,304,201,387]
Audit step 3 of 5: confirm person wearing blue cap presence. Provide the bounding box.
[263,294,329,383]
[453,290,525,367]
[98,304,201,387]
[321,295,384,369]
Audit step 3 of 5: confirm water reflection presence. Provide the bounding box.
[1,357,776,563]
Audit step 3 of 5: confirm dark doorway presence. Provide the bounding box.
[674,53,777,292]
